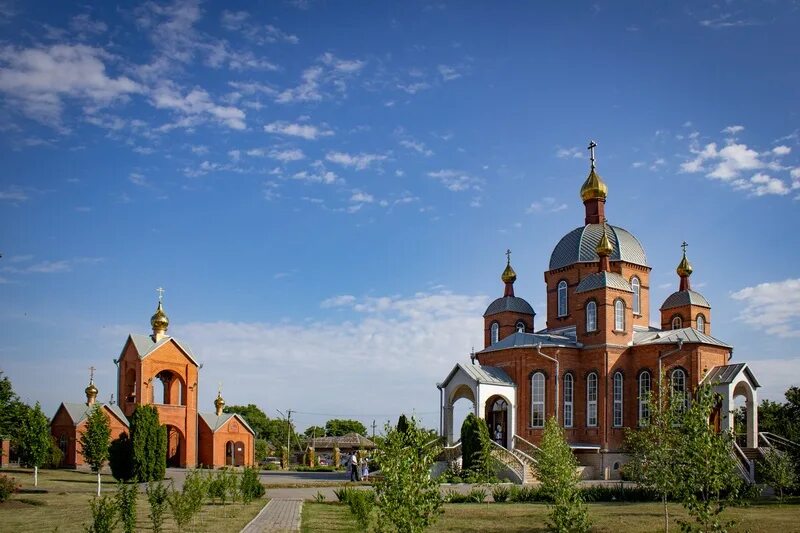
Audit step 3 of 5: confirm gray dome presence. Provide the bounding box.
[484,296,535,318]
[660,290,710,311]
[549,223,648,271]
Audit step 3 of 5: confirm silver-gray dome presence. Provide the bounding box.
[660,290,710,311]
[484,296,535,318]
[548,223,648,271]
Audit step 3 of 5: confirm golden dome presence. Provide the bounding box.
[595,226,613,256]
[214,393,225,409]
[85,381,98,397]
[151,301,169,332]
[676,250,693,277]
[580,168,608,202]
[501,263,517,284]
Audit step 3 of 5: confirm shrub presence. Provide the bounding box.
[240,466,265,503]
[116,482,137,533]
[579,485,658,503]
[314,491,326,503]
[130,405,167,483]
[444,489,470,503]
[761,449,797,502]
[346,489,375,530]
[109,433,135,481]
[508,485,547,503]
[492,485,511,503]
[468,487,487,503]
[460,413,493,479]
[146,481,169,533]
[45,436,64,469]
[0,475,19,503]
[168,470,207,531]
[207,471,227,505]
[85,495,118,533]
[333,486,356,503]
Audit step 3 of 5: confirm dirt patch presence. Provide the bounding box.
[0,499,34,509]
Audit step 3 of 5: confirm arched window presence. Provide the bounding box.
[614,300,625,331]
[672,316,682,330]
[631,276,641,315]
[563,373,574,428]
[491,322,499,344]
[531,372,545,428]
[613,372,623,427]
[638,371,651,425]
[671,368,688,413]
[516,321,525,333]
[557,281,568,317]
[587,372,598,427]
[696,314,706,334]
[586,301,597,332]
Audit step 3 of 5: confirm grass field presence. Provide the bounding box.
[301,500,800,532]
[0,468,264,533]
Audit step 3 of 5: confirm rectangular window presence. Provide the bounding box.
[613,373,623,427]
[564,375,574,428]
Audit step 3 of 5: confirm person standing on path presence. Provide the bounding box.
[349,452,359,482]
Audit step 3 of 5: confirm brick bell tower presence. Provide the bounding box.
[116,290,199,467]
[483,250,536,348]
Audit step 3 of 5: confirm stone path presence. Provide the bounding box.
[240,498,303,533]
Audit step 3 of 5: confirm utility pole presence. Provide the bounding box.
[277,409,293,468]
[371,420,376,439]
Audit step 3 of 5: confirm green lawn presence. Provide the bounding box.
[0,468,265,533]
[302,500,800,532]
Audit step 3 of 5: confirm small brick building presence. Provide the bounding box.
[438,143,760,480]
[52,300,254,469]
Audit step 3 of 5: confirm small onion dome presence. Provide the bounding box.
[595,226,613,256]
[151,301,169,332]
[580,168,608,202]
[85,381,98,404]
[501,262,517,284]
[214,392,225,414]
[676,251,693,277]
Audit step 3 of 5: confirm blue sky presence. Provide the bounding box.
[1,1,799,434]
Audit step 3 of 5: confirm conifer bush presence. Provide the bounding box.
[85,495,119,533]
[130,405,167,482]
[116,482,137,533]
[240,466,265,503]
[460,413,493,479]
[109,433,134,481]
[146,480,169,533]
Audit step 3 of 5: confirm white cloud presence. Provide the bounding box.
[731,278,800,337]
[399,139,433,156]
[269,148,305,162]
[291,168,338,184]
[70,14,108,35]
[0,44,141,127]
[746,358,800,402]
[0,187,28,202]
[165,290,486,430]
[150,83,246,130]
[319,52,365,74]
[772,145,791,156]
[128,172,149,186]
[556,146,583,159]
[264,120,333,140]
[350,190,374,204]
[264,25,299,44]
[749,173,789,196]
[228,149,241,162]
[397,82,430,95]
[681,142,763,180]
[722,125,745,135]
[427,169,482,192]
[325,151,387,170]
[527,197,568,214]
[700,15,759,29]
[276,66,323,103]
[437,64,461,81]
[277,53,364,104]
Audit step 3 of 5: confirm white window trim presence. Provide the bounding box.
[614,300,625,331]
[586,301,597,332]
[516,321,525,333]
[491,322,499,344]
[631,276,641,316]
[613,372,623,427]
[587,372,598,427]
[671,368,688,412]
[638,371,651,425]
[672,316,682,330]
[531,372,546,428]
[557,281,568,317]
[564,373,574,428]
[696,314,705,334]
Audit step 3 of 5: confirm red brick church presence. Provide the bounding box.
[438,141,760,480]
[51,298,255,469]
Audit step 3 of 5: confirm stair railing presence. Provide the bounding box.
[760,432,800,451]
[489,440,526,484]
[513,434,542,458]
[732,441,755,483]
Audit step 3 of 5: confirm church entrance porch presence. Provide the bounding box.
[226,440,246,466]
[438,362,516,448]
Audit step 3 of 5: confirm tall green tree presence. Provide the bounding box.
[80,405,111,496]
[223,404,270,438]
[303,425,326,438]
[625,383,684,533]
[535,417,590,533]
[130,405,166,482]
[374,416,442,533]
[0,371,20,439]
[16,402,51,487]
[761,448,797,503]
[325,419,367,437]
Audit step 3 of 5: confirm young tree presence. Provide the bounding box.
[130,405,166,482]
[625,384,683,533]
[675,383,741,533]
[16,402,51,487]
[460,413,492,478]
[535,417,590,533]
[761,448,797,503]
[373,417,442,533]
[81,405,111,496]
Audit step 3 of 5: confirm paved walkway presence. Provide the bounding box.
[241,499,303,533]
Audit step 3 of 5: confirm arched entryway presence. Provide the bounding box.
[151,370,186,406]
[225,441,246,466]
[165,425,184,467]
[485,396,510,448]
